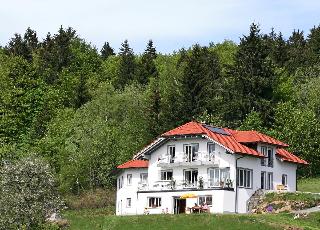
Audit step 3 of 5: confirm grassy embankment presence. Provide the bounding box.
[62,179,320,230]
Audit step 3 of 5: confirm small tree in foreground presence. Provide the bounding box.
[0,157,64,229]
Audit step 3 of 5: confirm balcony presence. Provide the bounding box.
[137,179,233,192]
[157,152,219,168]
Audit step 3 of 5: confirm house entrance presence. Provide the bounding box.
[174,197,186,214]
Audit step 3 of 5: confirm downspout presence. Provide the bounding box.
[235,155,245,213]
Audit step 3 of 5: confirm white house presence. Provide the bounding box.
[115,121,308,215]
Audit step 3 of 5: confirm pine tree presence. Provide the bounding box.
[137,40,158,85]
[116,40,135,88]
[100,42,115,60]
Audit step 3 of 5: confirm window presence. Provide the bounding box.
[126,198,131,208]
[184,143,199,162]
[267,172,273,190]
[261,146,274,167]
[127,174,132,186]
[184,169,198,187]
[282,174,288,186]
[261,171,266,189]
[168,145,175,163]
[118,176,123,189]
[199,195,212,206]
[148,197,161,208]
[237,168,252,189]
[267,148,274,167]
[208,168,230,187]
[261,146,267,166]
[207,143,215,161]
[140,173,148,184]
[161,170,173,181]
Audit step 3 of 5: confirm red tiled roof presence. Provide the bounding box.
[226,129,288,147]
[276,149,308,165]
[117,160,149,169]
[162,121,263,157]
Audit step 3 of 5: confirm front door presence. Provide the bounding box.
[174,198,186,214]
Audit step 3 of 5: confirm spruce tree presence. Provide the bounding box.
[286,30,307,73]
[179,44,222,122]
[117,39,135,88]
[226,23,275,126]
[5,33,30,60]
[24,27,38,51]
[137,40,158,85]
[306,25,320,65]
[100,42,115,60]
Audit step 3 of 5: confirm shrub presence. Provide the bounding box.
[64,188,115,210]
[0,157,64,229]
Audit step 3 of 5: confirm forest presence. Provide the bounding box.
[1,23,320,195]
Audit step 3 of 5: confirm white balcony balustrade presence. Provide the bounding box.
[137,179,233,191]
[157,152,219,167]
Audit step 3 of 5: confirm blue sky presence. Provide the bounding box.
[1,0,320,53]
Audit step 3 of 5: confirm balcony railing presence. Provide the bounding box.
[137,179,233,191]
[157,152,219,167]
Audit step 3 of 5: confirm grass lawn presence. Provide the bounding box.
[298,178,320,193]
[63,209,320,230]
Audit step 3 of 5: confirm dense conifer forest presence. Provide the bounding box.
[1,23,320,194]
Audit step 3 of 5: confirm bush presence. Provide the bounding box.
[64,188,115,210]
[0,157,64,229]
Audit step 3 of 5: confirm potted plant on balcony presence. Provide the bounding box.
[170,178,176,190]
[226,179,233,188]
[198,176,204,189]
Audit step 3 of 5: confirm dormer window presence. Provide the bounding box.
[261,146,273,167]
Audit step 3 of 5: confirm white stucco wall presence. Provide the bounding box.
[116,138,299,215]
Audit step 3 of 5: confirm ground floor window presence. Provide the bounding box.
[237,168,252,189]
[148,197,161,208]
[198,195,212,206]
[126,198,131,208]
[261,171,266,189]
[267,172,273,190]
[161,170,173,181]
[282,174,287,186]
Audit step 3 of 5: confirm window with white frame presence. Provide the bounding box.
[167,145,175,163]
[198,195,212,206]
[184,143,199,162]
[261,146,267,166]
[261,171,266,189]
[126,198,131,208]
[207,142,215,161]
[208,168,230,187]
[267,148,274,167]
[261,146,274,167]
[127,174,132,186]
[148,197,161,208]
[184,169,198,187]
[161,170,173,181]
[140,173,148,184]
[237,168,252,189]
[267,172,273,190]
[282,174,288,186]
